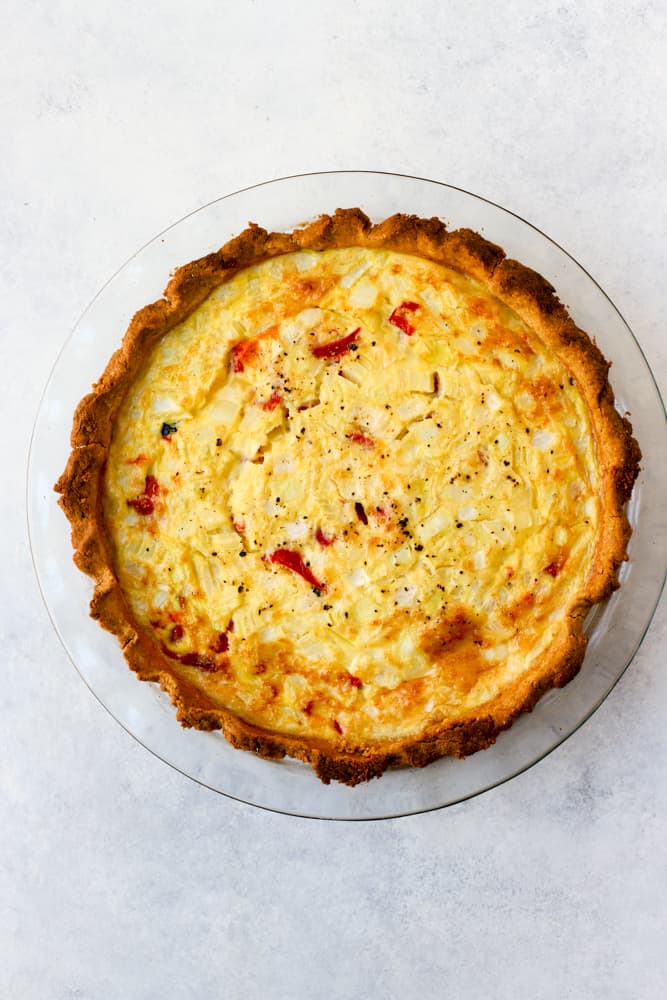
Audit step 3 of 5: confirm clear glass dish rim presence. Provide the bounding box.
[27,169,667,821]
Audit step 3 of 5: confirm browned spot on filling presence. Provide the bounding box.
[501,591,537,627]
[423,609,475,649]
[376,677,428,721]
[466,298,492,320]
[420,608,489,694]
[284,275,336,302]
[530,375,558,402]
[525,375,563,420]
[484,319,534,358]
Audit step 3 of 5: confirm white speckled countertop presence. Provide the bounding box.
[3,2,666,997]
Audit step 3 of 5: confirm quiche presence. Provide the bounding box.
[55,209,640,786]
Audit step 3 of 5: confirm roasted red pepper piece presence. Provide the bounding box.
[269,549,326,591]
[389,300,420,335]
[127,495,154,515]
[259,390,282,411]
[315,527,335,547]
[354,502,368,525]
[210,632,229,654]
[179,651,218,671]
[231,328,278,372]
[144,475,159,498]
[230,342,250,372]
[127,474,159,515]
[544,555,566,577]
[231,337,265,373]
[348,431,375,447]
[311,328,360,359]
[161,645,220,672]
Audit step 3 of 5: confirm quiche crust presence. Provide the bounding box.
[55,209,640,786]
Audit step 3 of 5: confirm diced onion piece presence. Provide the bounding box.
[533,429,556,450]
[348,567,369,587]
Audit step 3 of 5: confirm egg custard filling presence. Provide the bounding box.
[57,212,639,784]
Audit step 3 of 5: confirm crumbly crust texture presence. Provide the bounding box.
[55,210,640,785]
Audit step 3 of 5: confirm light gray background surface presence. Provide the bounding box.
[3,2,666,998]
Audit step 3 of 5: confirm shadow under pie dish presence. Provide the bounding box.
[55,209,640,786]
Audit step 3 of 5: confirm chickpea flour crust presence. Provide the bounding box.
[55,210,640,786]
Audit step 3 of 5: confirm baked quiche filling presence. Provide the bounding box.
[104,247,600,744]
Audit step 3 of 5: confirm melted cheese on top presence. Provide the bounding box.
[104,248,599,743]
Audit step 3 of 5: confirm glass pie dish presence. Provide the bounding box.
[28,171,667,820]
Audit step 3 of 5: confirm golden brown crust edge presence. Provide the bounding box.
[55,209,641,786]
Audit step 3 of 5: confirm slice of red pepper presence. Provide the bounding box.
[210,632,229,654]
[315,527,335,547]
[179,651,218,671]
[161,644,220,672]
[127,495,154,515]
[231,328,278,373]
[269,549,326,591]
[311,328,360,359]
[389,301,420,335]
[259,390,282,411]
[231,339,263,373]
[230,342,247,372]
[544,555,566,577]
[348,431,375,447]
[144,474,159,498]
[127,474,160,515]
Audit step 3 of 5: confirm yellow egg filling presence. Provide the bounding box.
[104,247,599,742]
